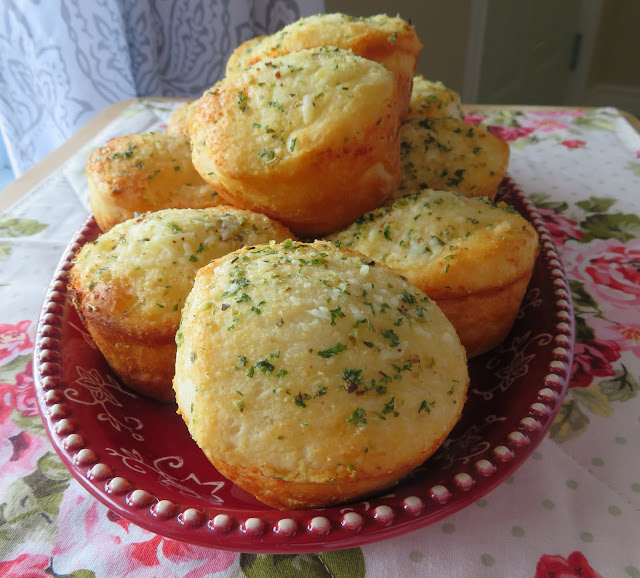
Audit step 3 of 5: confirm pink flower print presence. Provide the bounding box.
[535,551,602,577]
[537,207,584,245]
[487,125,535,141]
[0,381,14,423]
[526,118,570,132]
[0,320,32,365]
[463,112,488,126]
[529,108,587,119]
[1,428,47,478]
[53,496,235,577]
[561,139,586,149]
[570,338,621,388]
[125,532,237,576]
[589,316,640,358]
[562,238,640,314]
[0,359,37,426]
[15,360,38,418]
[0,359,38,425]
[0,553,50,577]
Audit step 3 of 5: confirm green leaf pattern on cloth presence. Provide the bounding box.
[0,217,48,261]
[0,453,71,555]
[523,193,640,443]
[238,549,366,578]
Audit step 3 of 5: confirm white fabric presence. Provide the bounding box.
[0,0,323,178]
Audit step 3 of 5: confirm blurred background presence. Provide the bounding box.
[326,0,640,116]
[1,0,639,191]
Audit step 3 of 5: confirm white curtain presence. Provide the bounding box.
[0,0,324,179]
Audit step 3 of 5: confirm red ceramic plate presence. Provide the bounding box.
[33,178,574,553]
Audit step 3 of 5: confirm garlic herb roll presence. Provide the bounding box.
[167,100,200,138]
[396,117,510,200]
[406,75,463,120]
[69,207,293,401]
[329,190,539,357]
[87,132,223,232]
[191,47,402,237]
[225,13,422,115]
[174,240,468,509]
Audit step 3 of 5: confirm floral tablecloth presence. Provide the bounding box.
[1,100,639,577]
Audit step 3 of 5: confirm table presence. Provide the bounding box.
[1,99,639,577]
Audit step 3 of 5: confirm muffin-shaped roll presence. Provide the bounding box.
[406,75,463,120]
[225,35,266,74]
[167,100,199,138]
[174,241,468,509]
[328,190,539,357]
[225,13,422,115]
[191,48,402,237]
[395,117,510,200]
[69,207,293,402]
[87,132,223,232]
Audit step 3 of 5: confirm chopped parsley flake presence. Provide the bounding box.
[237,91,249,112]
[347,407,367,427]
[401,291,417,305]
[268,101,285,112]
[295,392,311,407]
[382,396,399,417]
[255,359,275,373]
[343,368,363,393]
[415,305,428,317]
[382,328,400,348]
[329,306,345,325]
[418,400,436,414]
[258,149,276,162]
[220,277,250,298]
[318,343,347,358]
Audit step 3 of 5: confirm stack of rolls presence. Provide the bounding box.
[70,12,539,509]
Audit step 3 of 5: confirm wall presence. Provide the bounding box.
[588,0,640,89]
[322,0,471,93]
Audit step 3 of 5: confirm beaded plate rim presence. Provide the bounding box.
[32,177,575,553]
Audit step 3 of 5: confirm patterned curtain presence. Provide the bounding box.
[0,0,323,178]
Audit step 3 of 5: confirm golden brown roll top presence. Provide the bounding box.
[406,75,463,120]
[68,206,293,401]
[225,35,267,74]
[173,240,468,509]
[225,13,422,115]
[86,132,223,232]
[396,117,510,200]
[166,100,199,138]
[190,47,402,237]
[328,189,539,357]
